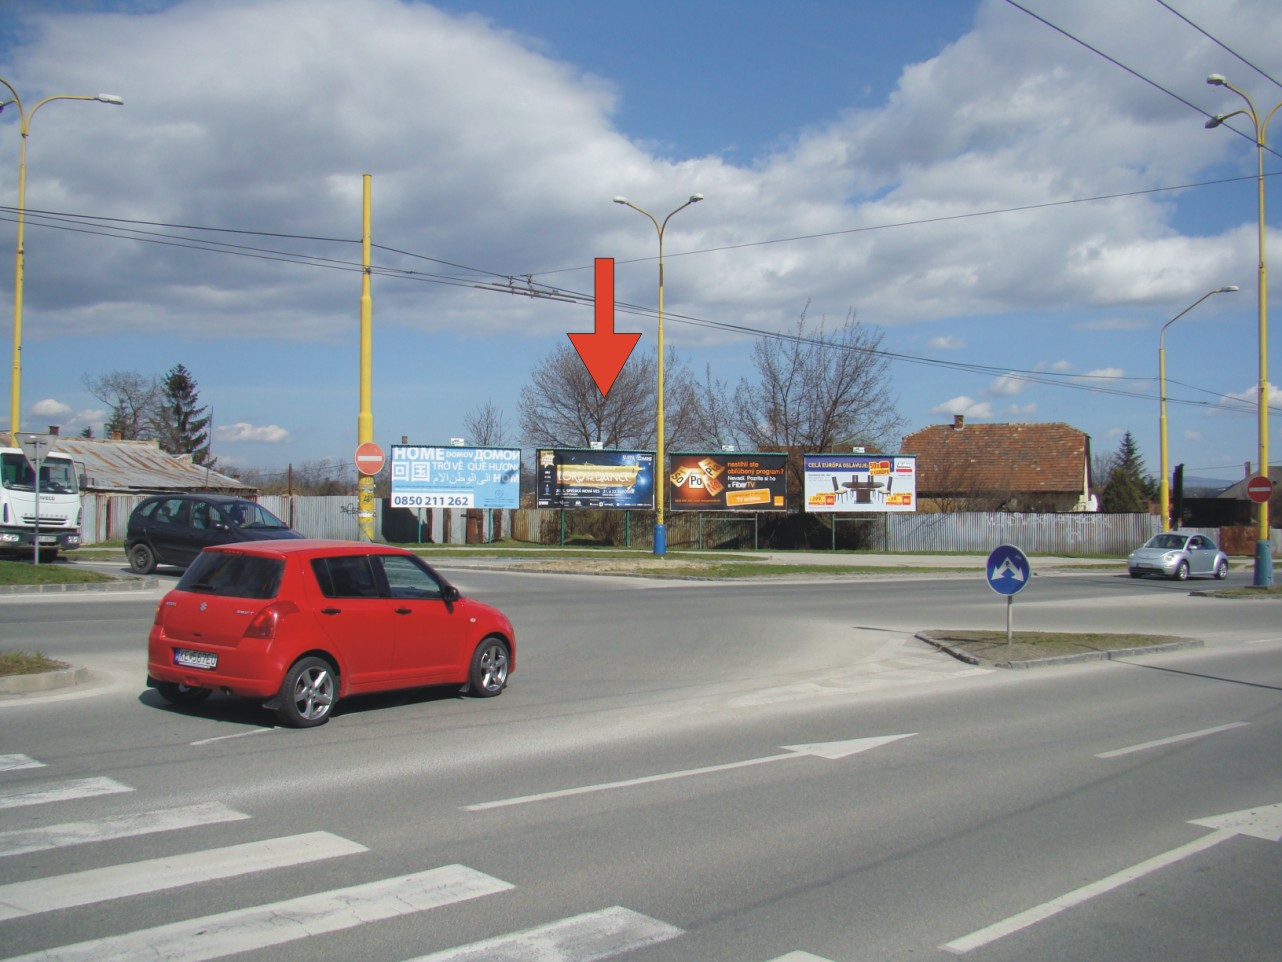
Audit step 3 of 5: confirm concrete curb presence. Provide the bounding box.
[917,633,1205,669]
[0,577,159,595]
[0,665,92,694]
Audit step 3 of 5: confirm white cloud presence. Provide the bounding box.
[217,422,290,443]
[929,336,965,350]
[31,399,71,417]
[930,396,993,419]
[986,373,1028,397]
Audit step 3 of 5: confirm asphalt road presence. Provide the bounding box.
[1,566,1280,961]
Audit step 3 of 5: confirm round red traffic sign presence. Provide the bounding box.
[354,441,386,476]
[1246,474,1273,504]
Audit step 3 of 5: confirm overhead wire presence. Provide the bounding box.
[3,2,1276,423]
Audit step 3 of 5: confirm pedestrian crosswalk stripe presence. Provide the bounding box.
[0,831,367,921]
[0,776,133,811]
[404,905,684,961]
[0,864,514,962]
[0,755,44,773]
[0,802,250,858]
[764,953,837,961]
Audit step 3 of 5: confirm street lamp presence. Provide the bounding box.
[1205,73,1279,586]
[0,78,123,446]
[613,192,704,556]
[1159,286,1238,531]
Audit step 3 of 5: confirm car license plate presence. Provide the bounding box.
[37,536,58,545]
[174,648,217,670]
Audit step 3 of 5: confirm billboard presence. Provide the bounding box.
[390,445,521,509]
[803,454,917,512]
[536,448,655,509]
[669,452,787,511]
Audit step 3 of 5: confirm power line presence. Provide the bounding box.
[1153,0,1282,91]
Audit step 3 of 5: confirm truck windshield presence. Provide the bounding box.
[1,453,79,494]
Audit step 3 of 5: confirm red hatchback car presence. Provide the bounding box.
[147,540,515,727]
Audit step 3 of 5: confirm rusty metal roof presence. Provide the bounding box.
[31,435,254,494]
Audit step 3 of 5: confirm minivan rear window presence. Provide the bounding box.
[177,552,284,599]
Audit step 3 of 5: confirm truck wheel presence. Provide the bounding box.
[129,544,156,574]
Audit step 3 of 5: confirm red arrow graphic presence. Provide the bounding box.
[568,258,641,398]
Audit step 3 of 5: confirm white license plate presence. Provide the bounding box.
[37,536,58,545]
[174,649,217,670]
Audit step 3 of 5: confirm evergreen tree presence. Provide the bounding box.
[155,364,213,465]
[1099,431,1155,512]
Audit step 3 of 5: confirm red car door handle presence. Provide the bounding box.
[395,608,412,615]
[321,608,341,615]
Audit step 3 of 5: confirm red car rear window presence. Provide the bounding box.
[176,552,283,599]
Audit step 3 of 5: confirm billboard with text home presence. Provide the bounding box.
[669,452,787,511]
[803,454,917,512]
[536,448,655,509]
[390,445,522,509]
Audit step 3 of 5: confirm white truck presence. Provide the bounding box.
[0,444,84,560]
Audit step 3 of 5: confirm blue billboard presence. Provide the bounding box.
[390,445,521,509]
[535,448,655,509]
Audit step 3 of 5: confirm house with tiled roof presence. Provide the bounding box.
[900,416,1095,512]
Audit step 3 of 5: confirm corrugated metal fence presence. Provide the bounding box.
[82,495,1272,556]
[885,512,1162,554]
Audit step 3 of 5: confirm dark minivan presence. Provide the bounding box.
[125,493,301,573]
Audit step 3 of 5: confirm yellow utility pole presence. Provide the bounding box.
[1,77,122,445]
[612,193,703,555]
[1206,75,1281,585]
[357,174,376,541]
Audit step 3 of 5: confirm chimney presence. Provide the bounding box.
[112,431,122,441]
[953,414,965,430]
[48,425,60,436]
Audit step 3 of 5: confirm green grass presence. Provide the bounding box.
[0,651,69,676]
[0,559,117,586]
[923,629,1190,666]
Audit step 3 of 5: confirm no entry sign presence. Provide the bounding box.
[1246,475,1273,503]
[355,441,386,476]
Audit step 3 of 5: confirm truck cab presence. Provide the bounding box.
[0,447,84,560]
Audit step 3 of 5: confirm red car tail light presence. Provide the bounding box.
[243,601,300,640]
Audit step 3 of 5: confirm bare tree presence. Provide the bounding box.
[81,370,161,440]
[736,304,902,451]
[518,343,702,449]
[463,399,511,447]
[734,304,904,507]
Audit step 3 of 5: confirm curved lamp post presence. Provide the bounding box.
[1159,286,1238,531]
[1205,73,1280,585]
[1,78,123,445]
[612,193,703,556]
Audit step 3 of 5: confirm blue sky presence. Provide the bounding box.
[1,0,1279,487]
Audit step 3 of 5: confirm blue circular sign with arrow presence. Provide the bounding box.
[986,544,1030,596]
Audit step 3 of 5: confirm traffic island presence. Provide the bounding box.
[918,630,1203,669]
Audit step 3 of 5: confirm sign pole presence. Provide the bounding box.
[986,544,1030,645]
[357,174,375,542]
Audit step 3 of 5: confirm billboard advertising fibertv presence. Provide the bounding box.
[803,454,917,512]
[536,448,655,509]
[390,445,522,509]
[669,452,787,511]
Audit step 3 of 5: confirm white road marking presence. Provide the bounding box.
[191,727,277,746]
[764,954,837,961]
[0,865,514,962]
[0,831,366,921]
[0,776,132,810]
[1095,722,1249,758]
[0,801,250,857]
[941,830,1233,954]
[405,906,682,961]
[465,735,916,811]
[0,754,45,773]
[942,800,1282,954]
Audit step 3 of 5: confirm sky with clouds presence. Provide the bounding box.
[1,0,1279,485]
